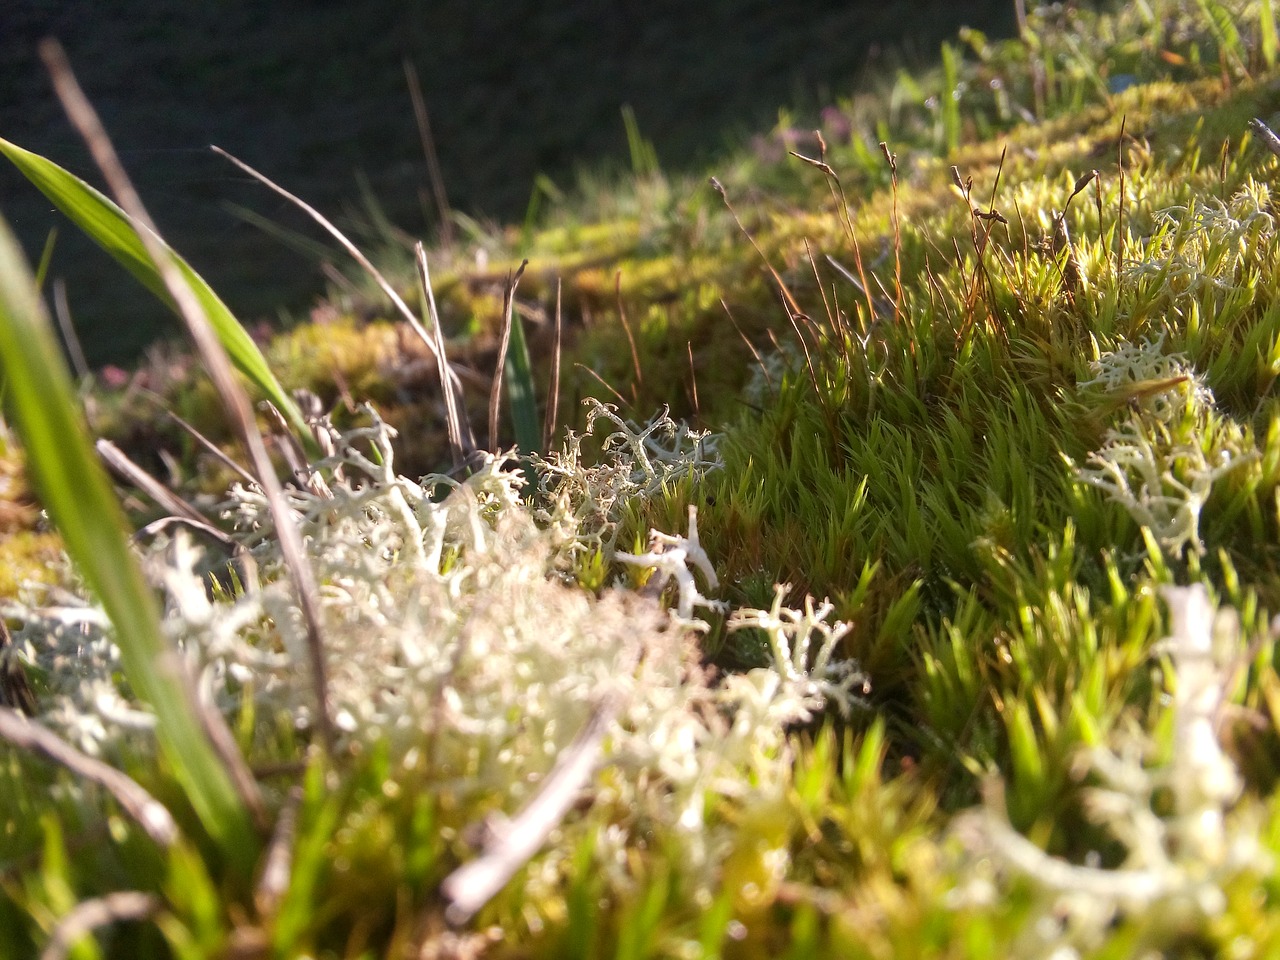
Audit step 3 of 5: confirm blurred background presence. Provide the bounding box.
[2,0,1014,365]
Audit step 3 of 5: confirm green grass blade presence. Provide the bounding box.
[0,210,259,874]
[504,307,541,454]
[33,227,57,291]
[940,41,962,154]
[1262,0,1278,68]
[621,104,660,179]
[0,136,316,455]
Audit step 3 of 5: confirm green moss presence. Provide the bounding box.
[11,2,1280,957]
[0,531,63,599]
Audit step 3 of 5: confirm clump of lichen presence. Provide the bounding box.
[1069,333,1256,556]
[4,402,863,917]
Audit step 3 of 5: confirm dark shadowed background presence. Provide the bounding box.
[2,1,1014,364]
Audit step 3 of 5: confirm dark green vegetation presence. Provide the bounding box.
[6,2,1280,958]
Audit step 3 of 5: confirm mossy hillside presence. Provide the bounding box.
[202,4,1280,463]
[6,2,1280,958]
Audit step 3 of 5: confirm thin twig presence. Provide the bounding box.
[95,439,208,525]
[804,238,835,330]
[721,298,771,395]
[709,176,806,319]
[783,298,821,399]
[1116,114,1127,284]
[823,254,864,293]
[786,153,876,326]
[135,515,256,594]
[40,892,162,960]
[1014,0,1028,39]
[255,783,304,919]
[879,141,904,322]
[441,691,623,924]
[544,278,563,447]
[1252,116,1280,159]
[686,341,700,420]
[42,40,334,755]
[805,238,848,367]
[136,388,258,485]
[488,260,527,451]
[0,706,178,847]
[710,175,822,396]
[404,58,455,252]
[262,401,326,495]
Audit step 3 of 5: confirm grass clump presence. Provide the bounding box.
[8,1,1280,957]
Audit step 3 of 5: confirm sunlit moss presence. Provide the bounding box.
[8,1,1280,956]
[0,531,63,599]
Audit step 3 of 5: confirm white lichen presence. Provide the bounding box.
[1123,181,1274,306]
[616,505,725,627]
[725,584,868,721]
[954,585,1270,958]
[531,399,721,558]
[8,404,858,908]
[1068,339,1256,556]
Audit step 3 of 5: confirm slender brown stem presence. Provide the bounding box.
[403,58,454,252]
[787,153,876,327]
[488,260,527,451]
[722,298,772,394]
[1116,115,1127,285]
[544,277,563,447]
[95,439,208,524]
[148,399,256,486]
[211,144,470,428]
[574,362,629,408]
[51,279,90,380]
[255,783,305,919]
[686,340,700,420]
[880,141,904,323]
[615,271,643,402]
[711,175,807,319]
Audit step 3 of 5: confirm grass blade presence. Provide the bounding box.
[38,37,333,754]
[505,301,541,454]
[1262,0,1279,68]
[0,136,316,456]
[0,209,260,873]
[209,144,472,452]
[940,41,962,154]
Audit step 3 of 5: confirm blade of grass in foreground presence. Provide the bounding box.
[0,136,317,457]
[0,210,260,874]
